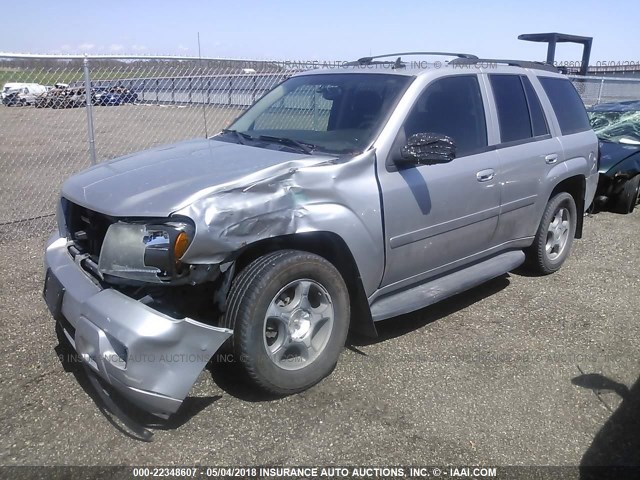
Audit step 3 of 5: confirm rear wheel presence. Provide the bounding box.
[612,175,640,214]
[525,192,577,275]
[225,250,350,395]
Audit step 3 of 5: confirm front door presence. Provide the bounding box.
[377,74,501,290]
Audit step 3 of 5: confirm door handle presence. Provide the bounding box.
[476,169,495,182]
[545,154,558,164]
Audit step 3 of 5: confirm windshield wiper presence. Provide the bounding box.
[220,129,253,145]
[256,135,316,155]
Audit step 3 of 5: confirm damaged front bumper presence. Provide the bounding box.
[43,233,232,417]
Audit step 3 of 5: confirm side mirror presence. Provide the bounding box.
[396,133,456,166]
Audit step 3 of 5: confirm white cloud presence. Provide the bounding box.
[108,43,124,52]
[59,44,72,52]
[177,44,190,52]
[131,44,147,52]
[78,43,95,51]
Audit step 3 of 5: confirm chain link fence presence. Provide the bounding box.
[2,54,640,242]
[0,55,303,240]
[568,75,640,106]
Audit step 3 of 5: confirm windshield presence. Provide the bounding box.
[589,110,640,145]
[223,73,413,154]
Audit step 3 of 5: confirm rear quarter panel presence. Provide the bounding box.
[558,130,599,211]
[530,73,599,222]
[524,130,598,240]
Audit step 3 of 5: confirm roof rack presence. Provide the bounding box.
[346,52,478,67]
[449,57,559,72]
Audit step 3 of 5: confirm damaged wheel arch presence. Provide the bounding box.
[222,231,377,338]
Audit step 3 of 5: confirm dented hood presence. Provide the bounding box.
[61,138,332,217]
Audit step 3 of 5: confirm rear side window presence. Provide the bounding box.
[521,77,549,136]
[539,77,590,135]
[489,74,532,142]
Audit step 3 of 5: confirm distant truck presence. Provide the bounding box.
[2,82,47,106]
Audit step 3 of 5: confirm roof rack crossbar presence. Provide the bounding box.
[449,57,559,73]
[351,51,478,66]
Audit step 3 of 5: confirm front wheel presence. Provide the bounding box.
[525,192,577,275]
[225,250,350,395]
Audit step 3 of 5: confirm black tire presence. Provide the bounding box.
[612,175,640,214]
[224,250,350,395]
[525,192,577,275]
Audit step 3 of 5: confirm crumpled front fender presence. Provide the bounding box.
[176,150,385,296]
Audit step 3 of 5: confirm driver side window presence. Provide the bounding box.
[404,75,487,157]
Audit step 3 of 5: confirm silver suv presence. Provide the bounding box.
[44,54,598,418]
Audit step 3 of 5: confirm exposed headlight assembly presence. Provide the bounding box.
[98,220,194,283]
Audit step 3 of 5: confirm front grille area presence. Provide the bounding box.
[63,200,115,260]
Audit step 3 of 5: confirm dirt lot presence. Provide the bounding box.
[0,210,638,467]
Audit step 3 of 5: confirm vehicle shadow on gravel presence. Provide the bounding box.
[206,356,282,403]
[349,274,511,347]
[205,275,511,402]
[576,373,640,476]
[54,324,220,440]
[51,274,512,435]
[509,265,543,278]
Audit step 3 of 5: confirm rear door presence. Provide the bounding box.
[538,76,599,209]
[488,73,564,244]
[377,74,502,290]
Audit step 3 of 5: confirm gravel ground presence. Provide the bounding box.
[0,210,638,467]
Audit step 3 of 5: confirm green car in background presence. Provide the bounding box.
[589,100,640,213]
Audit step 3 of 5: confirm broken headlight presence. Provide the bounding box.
[98,220,194,283]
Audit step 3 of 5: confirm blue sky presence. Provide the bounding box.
[0,0,637,63]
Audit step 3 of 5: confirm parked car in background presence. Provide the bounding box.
[588,100,640,213]
[36,85,91,108]
[91,87,108,105]
[2,82,21,99]
[2,83,47,106]
[2,90,26,106]
[52,88,87,109]
[93,86,138,106]
[2,82,41,99]
[35,87,66,108]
